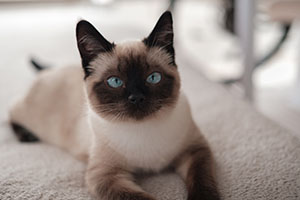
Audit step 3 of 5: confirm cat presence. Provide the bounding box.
[9,11,220,200]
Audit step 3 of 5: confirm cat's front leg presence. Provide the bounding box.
[174,139,221,200]
[85,162,155,200]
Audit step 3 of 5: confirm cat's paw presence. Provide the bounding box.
[188,192,221,200]
[117,191,156,200]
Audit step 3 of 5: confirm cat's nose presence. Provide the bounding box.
[128,94,145,104]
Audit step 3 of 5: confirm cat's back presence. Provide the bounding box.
[9,66,90,159]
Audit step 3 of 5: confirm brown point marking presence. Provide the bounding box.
[86,166,155,200]
[174,143,221,200]
[86,44,180,121]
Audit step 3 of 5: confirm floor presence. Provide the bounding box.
[0,0,299,136]
[174,0,300,136]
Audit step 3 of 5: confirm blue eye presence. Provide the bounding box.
[146,72,161,84]
[107,77,123,88]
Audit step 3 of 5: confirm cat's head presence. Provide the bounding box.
[76,11,180,121]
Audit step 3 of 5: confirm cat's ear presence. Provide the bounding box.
[143,11,175,64]
[76,20,114,76]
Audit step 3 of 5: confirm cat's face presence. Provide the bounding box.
[76,11,180,121]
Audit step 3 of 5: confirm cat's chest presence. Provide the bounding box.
[90,93,193,171]
[104,121,189,171]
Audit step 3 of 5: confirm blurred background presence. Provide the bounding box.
[0,0,299,136]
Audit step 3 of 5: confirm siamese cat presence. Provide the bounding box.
[9,11,220,200]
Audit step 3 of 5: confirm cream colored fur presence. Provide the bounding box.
[88,91,195,172]
[10,66,91,161]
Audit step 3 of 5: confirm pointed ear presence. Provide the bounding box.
[76,20,114,77]
[143,11,175,64]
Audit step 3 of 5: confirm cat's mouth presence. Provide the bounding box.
[90,89,179,121]
[93,100,164,121]
[122,101,162,120]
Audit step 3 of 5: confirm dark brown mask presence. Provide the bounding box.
[76,11,180,121]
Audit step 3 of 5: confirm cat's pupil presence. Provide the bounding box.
[146,72,161,84]
[107,77,123,88]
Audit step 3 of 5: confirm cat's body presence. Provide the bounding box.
[9,12,220,200]
[10,66,90,160]
[10,62,195,170]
